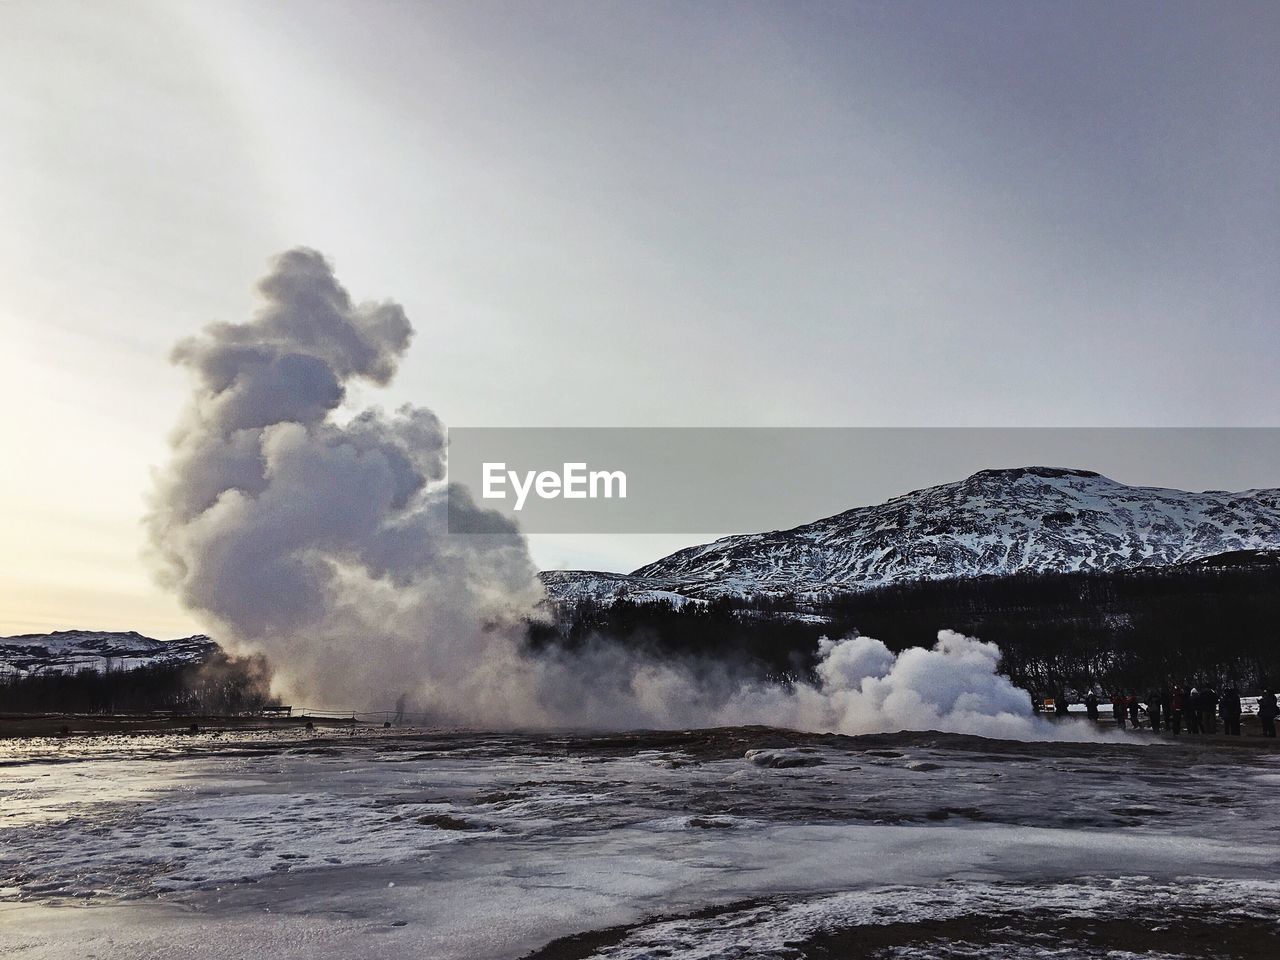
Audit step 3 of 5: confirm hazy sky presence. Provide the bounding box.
[2,1,1277,635]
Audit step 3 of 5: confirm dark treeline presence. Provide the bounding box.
[527,597,822,681]
[10,559,1276,715]
[0,652,280,714]
[536,557,1280,697]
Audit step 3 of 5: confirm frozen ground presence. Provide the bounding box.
[2,727,1278,958]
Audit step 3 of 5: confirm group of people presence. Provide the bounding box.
[1072,686,1279,737]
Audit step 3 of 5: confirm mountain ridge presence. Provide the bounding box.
[541,466,1280,604]
[0,630,218,676]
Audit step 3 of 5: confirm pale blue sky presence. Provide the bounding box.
[1,1,1277,633]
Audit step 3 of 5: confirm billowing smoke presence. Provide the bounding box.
[148,250,1085,741]
[147,247,545,721]
[524,629,1056,739]
[720,632,1053,740]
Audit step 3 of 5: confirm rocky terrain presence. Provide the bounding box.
[0,630,218,677]
[542,467,1280,603]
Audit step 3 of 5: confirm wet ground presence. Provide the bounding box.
[2,726,1278,958]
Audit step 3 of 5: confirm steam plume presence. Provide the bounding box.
[148,248,544,719]
[148,250,1089,741]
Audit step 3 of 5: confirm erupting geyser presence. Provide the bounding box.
[147,249,1085,740]
[146,247,545,719]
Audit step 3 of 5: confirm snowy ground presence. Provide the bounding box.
[2,727,1278,958]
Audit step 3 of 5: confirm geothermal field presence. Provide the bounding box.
[7,5,1280,957]
[5,237,1280,960]
[3,726,1279,959]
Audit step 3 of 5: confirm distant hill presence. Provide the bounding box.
[542,467,1280,604]
[0,630,218,677]
[536,553,1280,696]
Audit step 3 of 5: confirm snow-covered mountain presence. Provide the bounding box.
[541,467,1280,604]
[0,630,218,677]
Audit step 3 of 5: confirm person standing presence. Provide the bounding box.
[1169,686,1185,735]
[1201,685,1218,734]
[1259,691,1278,738]
[1219,687,1243,736]
[1127,692,1142,729]
[1146,688,1164,732]
[1112,691,1127,730]
[1187,688,1202,734]
[1085,691,1099,722]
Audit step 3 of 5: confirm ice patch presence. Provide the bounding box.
[578,878,1280,960]
[744,748,826,769]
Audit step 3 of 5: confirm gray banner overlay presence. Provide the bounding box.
[446,428,1280,534]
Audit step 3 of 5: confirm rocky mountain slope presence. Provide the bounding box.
[0,630,218,677]
[541,467,1280,603]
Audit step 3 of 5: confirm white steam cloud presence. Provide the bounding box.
[724,632,1055,741]
[148,249,1089,741]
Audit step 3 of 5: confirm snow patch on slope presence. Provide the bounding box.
[542,467,1280,603]
[0,631,218,677]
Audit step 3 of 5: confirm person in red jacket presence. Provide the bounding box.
[1112,691,1127,730]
